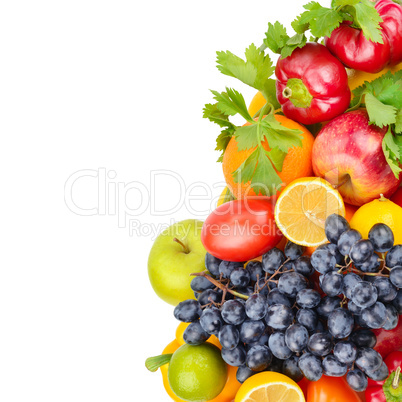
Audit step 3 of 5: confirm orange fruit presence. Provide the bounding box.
[209,364,241,402]
[234,371,305,402]
[348,62,402,92]
[274,177,345,247]
[222,114,314,199]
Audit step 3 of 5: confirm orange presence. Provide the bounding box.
[347,62,402,92]
[222,114,314,199]
[274,177,345,247]
[235,371,305,402]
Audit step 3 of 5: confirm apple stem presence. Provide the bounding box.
[333,174,351,190]
[145,353,173,372]
[393,367,401,389]
[173,237,189,254]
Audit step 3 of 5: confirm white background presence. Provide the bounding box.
[0,1,305,401]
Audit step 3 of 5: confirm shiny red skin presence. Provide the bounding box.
[376,0,402,65]
[312,110,402,206]
[275,43,351,125]
[391,186,402,207]
[373,318,402,358]
[201,198,283,262]
[366,351,402,402]
[325,0,402,73]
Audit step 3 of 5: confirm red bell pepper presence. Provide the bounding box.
[373,318,402,358]
[365,351,402,402]
[325,0,402,73]
[275,42,351,125]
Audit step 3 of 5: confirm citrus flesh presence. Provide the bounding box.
[274,177,345,247]
[235,371,305,402]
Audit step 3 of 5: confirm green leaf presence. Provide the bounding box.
[203,103,236,129]
[292,14,309,34]
[354,0,384,44]
[334,0,360,6]
[234,124,260,151]
[366,72,402,109]
[266,148,287,172]
[215,129,235,162]
[382,128,402,178]
[264,22,289,53]
[232,148,259,184]
[365,92,397,128]
[211,88,252,122]
[395,109,402,134]
[261,78,281,112]
[281,34,307,58]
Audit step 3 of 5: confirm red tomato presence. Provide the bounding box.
[201,198,283,262]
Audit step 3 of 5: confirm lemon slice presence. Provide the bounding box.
[235,371,305,402]
[274,177,345,247]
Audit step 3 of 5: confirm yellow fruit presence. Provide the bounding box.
[248,91,267,118]
[350,195,402,245]
[217,186,235,207]
[274,177,345,247]
[348,62,402,92]
[234,371,305,402]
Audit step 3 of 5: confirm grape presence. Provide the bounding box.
[283,355,303,382]
[383,304,399,330]
[268,332,293,360]
[316,296,342,319]
[393,289,402,314]
[355,254,381,273]
[350,239,374,264]
[265,304,294,330]
[347,300,363,315]
[205,252,222,277]
[308,332,333,356]
[390,266,402,288]
[238,286,256,298]
[245,294,268,320]
[262,248,286,274]
[355,347,383,373]
[236,365,255,383]
[285,324,309,353]
[328,308,354,338]
[246,261,263,282]
[321,272,344,297]
[221,344,246,366]
[315,320,325,333]
[190,276,215,292]
[183,321,210,345]
[221,299,246,325]
[385,245,402,268]
[365,362,389,381]
[219,260,244,279]
[246,330,269,349]
[198,289,221,306]
[267,288,292,307]
[284,241,305,260]
[239,319,266,344]
[296,289,321,309]
[368,223,394,252]
[337,229,362,256]
[322,355,348,377]
[373,277,397,303]
[347,369,368,392]
[350,329,377,348]
[219,324,240,350]
[293,256,314,276]
[200,306,224,335]
[361,301,387,329]
[296,308,318,332]
[230,267,250,288]
[333,341,357,364]
[246,345,272,372]
[311,248,337,274]
[343,273,363,299]
[269,356,284,374]
[325,214,350,244]
[298,352,323,381]
[351,282,378,308]
[174,299,202,322]
[323,243,345,264]
[278,272,308,298]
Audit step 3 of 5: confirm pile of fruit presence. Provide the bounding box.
[146,1,402,401]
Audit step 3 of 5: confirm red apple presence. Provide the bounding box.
[312,110,401,206]
[391,186,402,207]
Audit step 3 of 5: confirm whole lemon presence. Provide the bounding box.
[168,343,227,402]
[350,195,402,244]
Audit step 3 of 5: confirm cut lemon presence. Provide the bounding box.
[234,371,305,402]
[274,177,345,247]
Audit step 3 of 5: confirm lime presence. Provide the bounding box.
[168,343,227,402]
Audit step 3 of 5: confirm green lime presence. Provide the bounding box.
[168,343,227,402]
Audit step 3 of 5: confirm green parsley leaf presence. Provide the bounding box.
[267,148,287,172]
[264,22,289,54]
[291,14,309,34]
[354,0,384,44]
[395,109,402,134]
[365,92,397,128]
[234,124,260,152]
[215,129,235,162]
[382,128,402,178]
[281,34,307,58]
[203,103,236,129]
[211,88,252,122]
[333,0,360,6]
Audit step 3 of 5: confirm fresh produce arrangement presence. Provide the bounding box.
[145,1,402,401]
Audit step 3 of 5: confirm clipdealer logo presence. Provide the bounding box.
[64,168,226,237]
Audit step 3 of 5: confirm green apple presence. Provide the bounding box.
[148,219,206,306]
